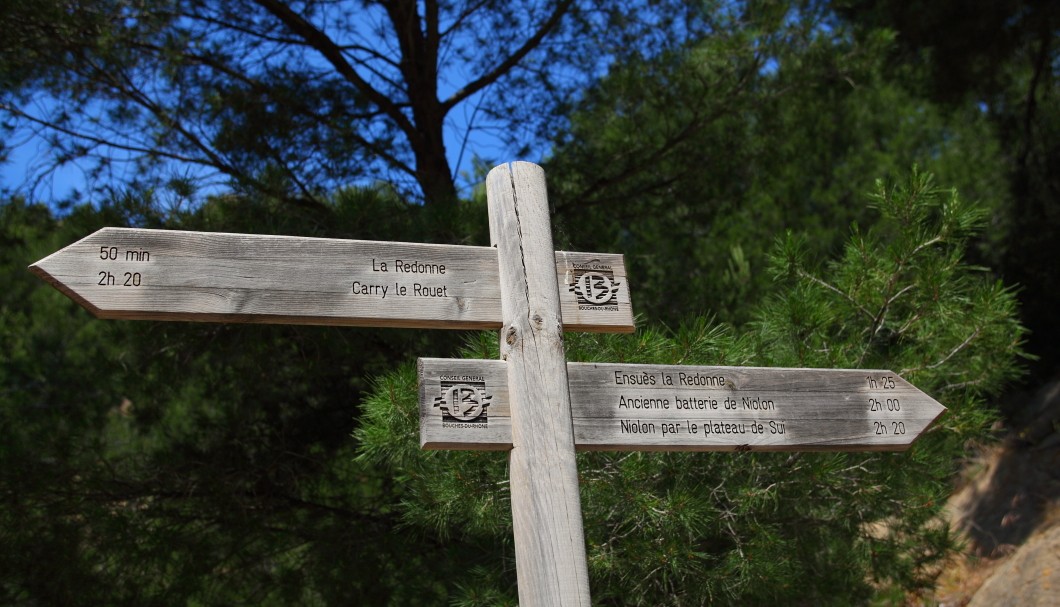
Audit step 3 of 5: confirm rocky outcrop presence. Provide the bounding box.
[968,525,1060,607]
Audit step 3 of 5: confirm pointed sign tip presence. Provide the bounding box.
[28,257,107,320]
[27,259,53,284]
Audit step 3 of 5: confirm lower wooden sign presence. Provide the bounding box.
[418,359,946,452]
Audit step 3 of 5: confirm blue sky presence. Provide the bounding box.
[0,1,554,206]
[1,87,517,205]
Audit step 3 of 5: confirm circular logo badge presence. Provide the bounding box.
[444,384,487,421]
[578,271,615,304]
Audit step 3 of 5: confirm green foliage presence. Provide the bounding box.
[356,171,1025,605]
[836,0,1060,383]
[0,189,492,605]
[547,8,1009,327]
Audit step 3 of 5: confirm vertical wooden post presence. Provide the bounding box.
[486,162,592,606]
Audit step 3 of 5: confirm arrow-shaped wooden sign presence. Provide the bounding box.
[418,359,946,452]
[29,227,634,332]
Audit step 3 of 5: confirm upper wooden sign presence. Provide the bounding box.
[419,359,946,452]
[29,227,634,332]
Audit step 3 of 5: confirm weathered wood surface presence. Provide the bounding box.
[29,227,634,332]
[488,162,591,606]
[420,359,947,452]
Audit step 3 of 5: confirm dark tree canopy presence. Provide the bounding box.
[835,0,1060,379]
[833,0,1058,103]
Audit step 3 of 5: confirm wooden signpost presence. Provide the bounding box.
[31,161,946,607]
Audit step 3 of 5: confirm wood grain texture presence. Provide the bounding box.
[29,227,634,332]
[420,359,947,452]
[487,162,592,606]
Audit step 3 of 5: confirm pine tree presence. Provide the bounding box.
[356,169,1026,605]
